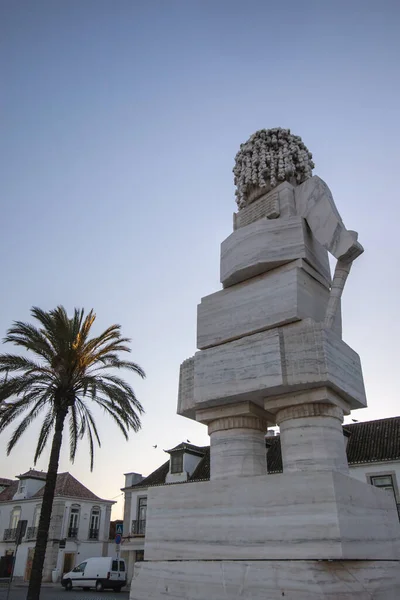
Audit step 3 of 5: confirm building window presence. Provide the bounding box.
[135,550,144,562]
[10,507,21,530]
[89,506,100,539]
[27,505,41,539]
[137,497,147,522]
[3,507,21,541]
[33,505,41,527]
[170,452,183,474]
[370,474,400,522]
[370,475,396,499]
[18,480,26,495]
[132,497,147,535]
[68,505,80,538]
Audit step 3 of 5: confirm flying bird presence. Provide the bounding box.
[153,444,157,448]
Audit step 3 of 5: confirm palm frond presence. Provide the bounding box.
[7,396,48,454]
[0,305,145,469]
[0,354,50,374]
[3,321,55,362]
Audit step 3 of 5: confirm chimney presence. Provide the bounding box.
[124,472,144,487]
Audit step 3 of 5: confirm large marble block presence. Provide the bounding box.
[192,322,366,412]
[198,261,338,350]
[131,559,400,599]
[177,357,195,418]
[221,215,331,288]
[194,327,282,407]
[143,472,400,561]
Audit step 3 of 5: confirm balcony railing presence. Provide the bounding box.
[26,527,38,540]
[88,528,99,540]
[3,528,17,541]
[67,527,78,539]
[131,519,146,536]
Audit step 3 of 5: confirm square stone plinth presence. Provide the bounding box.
[221,215,331,288]
[142,471,400,562]
[131,559,400,599]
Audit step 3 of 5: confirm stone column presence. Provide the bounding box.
[276,402,349,474]
[43,500,65,581]
[208,415,268,479]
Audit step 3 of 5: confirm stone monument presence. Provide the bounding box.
[131,128,400,598]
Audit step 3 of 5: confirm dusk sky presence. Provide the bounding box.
[1,0,399,518]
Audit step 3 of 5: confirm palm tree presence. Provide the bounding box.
[0,306,145,600]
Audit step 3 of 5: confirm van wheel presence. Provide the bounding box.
[95,581,104,592]
[65,580,72,591]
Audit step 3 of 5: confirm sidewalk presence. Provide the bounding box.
[0,580,59,588]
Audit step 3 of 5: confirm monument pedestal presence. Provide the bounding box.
[130,471,400,598]
[131,560,400,599]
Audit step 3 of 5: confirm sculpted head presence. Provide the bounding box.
[233,128,315,209]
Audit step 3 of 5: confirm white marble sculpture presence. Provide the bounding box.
[233,128,314,209]
[131,129,400,599]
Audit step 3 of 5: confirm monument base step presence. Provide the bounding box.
[130,559,400,599]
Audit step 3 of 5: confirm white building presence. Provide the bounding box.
[0,469,114,582]
[121,416,400,585]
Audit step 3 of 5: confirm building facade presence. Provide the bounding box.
[0,470,114,582]
[121,416,400,586]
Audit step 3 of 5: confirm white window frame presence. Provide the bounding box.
[89,506,101,538]
[33,504,41,528]
[137,496,147,522]
[10,507,21,530]
[170,452,183,474]
[368,471,399,502]
[68,504,80,536]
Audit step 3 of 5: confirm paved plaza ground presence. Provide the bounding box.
[0,583,129,600]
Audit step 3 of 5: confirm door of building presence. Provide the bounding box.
[0,554,14,578]
[24,548,35,581]
[63,553,75,574]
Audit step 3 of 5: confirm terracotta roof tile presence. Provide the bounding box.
[0,478,13,487]
[266,437,282,473]
[0,481,19,501]
[130,461,170,489]
[0,472,112,503]
[32,472,108,501]
[189,447,210,481]
[18,469,47,480]
[346,417,400,464]
[166,443,206,456]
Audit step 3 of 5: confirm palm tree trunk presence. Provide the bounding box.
[26,408,67,600]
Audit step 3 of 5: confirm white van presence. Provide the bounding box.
[61,557,127,591]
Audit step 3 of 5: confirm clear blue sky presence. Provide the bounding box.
[1,0,399,518]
